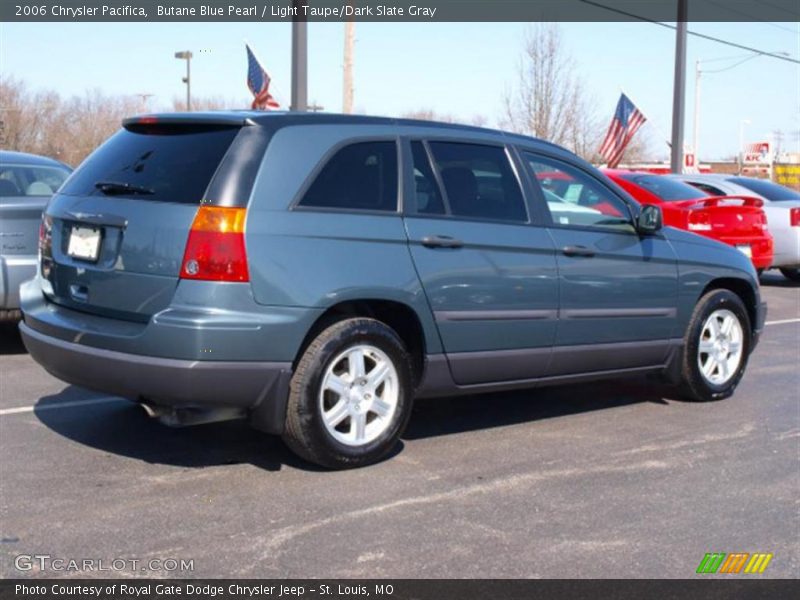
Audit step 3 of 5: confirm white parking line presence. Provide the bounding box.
[765,318,800,326]
[0,397,126,416]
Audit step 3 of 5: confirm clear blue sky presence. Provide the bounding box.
[1,21,798,160]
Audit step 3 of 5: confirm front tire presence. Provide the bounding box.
[282,318,414,469]
[779,267,800,282]
[678,289,751,402]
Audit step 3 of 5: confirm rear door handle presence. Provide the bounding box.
[422,235,464,249]
[562,245,595,258]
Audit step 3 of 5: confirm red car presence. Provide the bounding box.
[604,170,773,272]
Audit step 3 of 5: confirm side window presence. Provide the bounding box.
[524,154,634,233]
[410,141,445,215]
[299,141,398,212]
[428,142,527,223]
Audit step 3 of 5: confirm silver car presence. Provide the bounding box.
[672,174,800,281]
[0,151,72,321]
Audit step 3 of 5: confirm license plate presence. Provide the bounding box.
[736,244,752,258]
[67,226,102,261]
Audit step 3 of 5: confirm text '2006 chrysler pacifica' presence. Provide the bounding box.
[20,113,766,468]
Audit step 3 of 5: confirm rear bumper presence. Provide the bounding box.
[0,255,37,317]
[713,235,773,270]
[20,322,292,433]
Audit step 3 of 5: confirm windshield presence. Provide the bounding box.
[620,173,708,201]
[60,125,240,204]
[729,177,800,202]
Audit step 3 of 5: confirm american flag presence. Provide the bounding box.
[598,93,646,168]
[246,44,279,110]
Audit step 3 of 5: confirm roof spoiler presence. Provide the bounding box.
[122,113,257,128]
[673,195,764,209]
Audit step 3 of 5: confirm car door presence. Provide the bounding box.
[522,152,680,376]
[403,139,559,385]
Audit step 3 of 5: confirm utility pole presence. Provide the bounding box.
[670,0,688,173]
[136,93,154,113]
[291,0,308,112]
[343,20,355,113]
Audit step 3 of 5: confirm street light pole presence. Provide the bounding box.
[670,0,688,174]
[693,60,701,160]
[174,51,193,111]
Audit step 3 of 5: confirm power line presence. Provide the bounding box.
[756,0,800,18]
[577,0,800,64]
[702,0,798,34]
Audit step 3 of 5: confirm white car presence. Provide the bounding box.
[672,174,800,281]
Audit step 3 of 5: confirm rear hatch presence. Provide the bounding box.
[40,116,263,322]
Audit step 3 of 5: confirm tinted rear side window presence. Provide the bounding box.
[299,141,398,212]
[428,142,527,223]
[729,177,800,202]
[620,173,707,201]
[60,125,240,204]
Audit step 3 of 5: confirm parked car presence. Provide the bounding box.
[20,113,765,468]
[0,151,72,322]
[603,170,773,273]
[671,174,800,281]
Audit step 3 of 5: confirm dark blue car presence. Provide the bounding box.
[19,113,765,468]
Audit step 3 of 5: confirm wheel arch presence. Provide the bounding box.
[700,277,758,332]
[293,298,433,387]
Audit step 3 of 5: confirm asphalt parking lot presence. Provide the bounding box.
[1,274,798,579]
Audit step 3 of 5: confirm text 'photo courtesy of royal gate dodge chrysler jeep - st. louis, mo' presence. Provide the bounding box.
[17,112,766,469]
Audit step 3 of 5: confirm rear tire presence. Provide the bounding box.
[282,318,414,469]
[779,267,800,282]
[677,289,751,402]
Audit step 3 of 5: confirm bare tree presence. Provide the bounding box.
[402,108,488,127]
[171,95,249,112]
[502,24,599,160]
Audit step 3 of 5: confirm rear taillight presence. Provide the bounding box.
[791,207,800,227]
[39,214,53,277]
[687,211,712,231]
[180,206,249,282]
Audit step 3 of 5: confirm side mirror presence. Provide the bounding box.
[637,204,663,234]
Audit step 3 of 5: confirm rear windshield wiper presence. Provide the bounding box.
[95,181,154,196]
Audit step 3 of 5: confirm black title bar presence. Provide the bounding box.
[2,0,799,22]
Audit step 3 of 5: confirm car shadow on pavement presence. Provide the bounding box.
[32,387,317,472]
[760,273,798,288]
[0,323,26,355]
[404,378,671,440]
[34,380,670,471]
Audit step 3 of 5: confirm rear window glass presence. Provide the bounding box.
[60,125,240,204]
[620,173,707,201]
[729,177,800,202]
[299,141,398,212]
[0,164,71,197]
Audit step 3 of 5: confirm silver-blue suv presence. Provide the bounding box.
[20,113,766,468]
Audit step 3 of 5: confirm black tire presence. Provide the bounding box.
[282,317,414,469]
[678,289,751,402]
[779,267,800,282]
